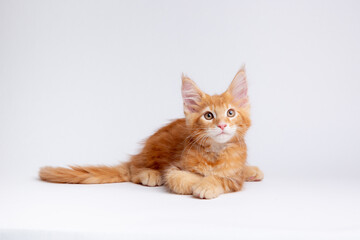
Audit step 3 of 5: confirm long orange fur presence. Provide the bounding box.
[39,67,263,199]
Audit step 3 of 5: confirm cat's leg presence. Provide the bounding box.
[192,174,244,199]
[130,166,163,187]
[244,166,264,182]
[164,166,203,195]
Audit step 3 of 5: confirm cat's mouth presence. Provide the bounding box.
[217,132,228,136]
[206,128,236,144]
[217,129,233,136]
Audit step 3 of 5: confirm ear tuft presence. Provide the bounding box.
[181,74,203,113]
[227,66,249,108]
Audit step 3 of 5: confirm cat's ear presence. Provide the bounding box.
[227,66,249,108]
[181,74,204,113]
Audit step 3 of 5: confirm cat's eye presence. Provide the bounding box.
[204,112,214,120]
[227,109,235,117]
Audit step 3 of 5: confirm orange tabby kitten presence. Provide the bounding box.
[39,67,263,199]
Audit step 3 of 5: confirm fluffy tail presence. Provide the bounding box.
[39,163,130,184]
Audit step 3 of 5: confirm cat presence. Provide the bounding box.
[39,66,263,199]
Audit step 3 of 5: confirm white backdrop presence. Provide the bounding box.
[1,0,360,239]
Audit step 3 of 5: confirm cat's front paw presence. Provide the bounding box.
[244,166,264,182]
[192,177,223,199]
[165,168,203,195]
[138,169,163,187]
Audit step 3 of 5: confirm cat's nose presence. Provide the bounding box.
[217,123,227,130]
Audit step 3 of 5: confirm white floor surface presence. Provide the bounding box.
[1,171,359,240]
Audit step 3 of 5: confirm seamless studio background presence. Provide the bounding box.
[0,0,359,239]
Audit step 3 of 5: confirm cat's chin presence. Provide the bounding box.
[210,133,234,144]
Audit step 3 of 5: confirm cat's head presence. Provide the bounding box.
[181,66,251,144]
